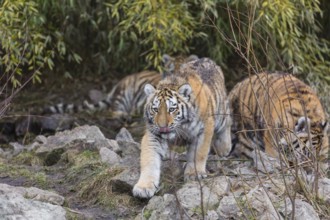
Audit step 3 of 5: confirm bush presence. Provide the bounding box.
[0,0,329,87]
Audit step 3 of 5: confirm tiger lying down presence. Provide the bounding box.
[133,58,232,198]
[229,72,329,175]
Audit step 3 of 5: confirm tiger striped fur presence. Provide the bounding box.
[42,54,198,121]
[229,72,329,174]
[132,58,232,198]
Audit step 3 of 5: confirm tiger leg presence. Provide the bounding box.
[184,118,214,181]
[213,117,232,157]
[133,132,165,198]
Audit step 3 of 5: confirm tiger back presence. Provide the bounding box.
[229,72,329,173]
[132,58,232,198]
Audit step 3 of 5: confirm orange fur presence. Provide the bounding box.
[133,58,232,198]
[229,72,329,173]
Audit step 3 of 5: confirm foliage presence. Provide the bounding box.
[0,0,329,87]
[0,0,77,87]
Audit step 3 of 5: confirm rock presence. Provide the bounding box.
[0,183,66,220]
[246,186,281,220]
[279,198,320,220]
[99,147,121,166]
[135,194,184,220]
[116,127,134,142]
[107,139,121,153]
[88,89,105,103]
[205,176,231,197]
[177,181,219,212]
[0,192,66,220]
[317,177,330,204]
[0,142,25,159]
[251,150,281,173]
[36,125,105,155]
[111,167,140,193]
[206,210,219,220]
[0,183,65,206]
[9,142,24,156]
[217,195,244,219]
[118,141,141,167]
[217,186,281,220]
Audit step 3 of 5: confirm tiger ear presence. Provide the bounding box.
[178,84,192,99]
[144,84,156,96]
[295,117,311,133]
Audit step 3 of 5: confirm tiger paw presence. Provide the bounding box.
[184,163,207,181]
[132,182,158,198]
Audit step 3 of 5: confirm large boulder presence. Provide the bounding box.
[0,184,66,220]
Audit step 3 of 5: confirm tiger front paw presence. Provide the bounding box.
[132,181,158,198]
[184,163,207,181]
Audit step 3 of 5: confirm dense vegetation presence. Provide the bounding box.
[0,0,329,88]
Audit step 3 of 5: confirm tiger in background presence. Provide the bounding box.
[229,72,329,174]
[42,54,198,121]
[133,58,232,198]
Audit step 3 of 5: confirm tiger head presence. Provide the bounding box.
[143,82,195,140]
[162,54,198,77]
[279,116,329,172]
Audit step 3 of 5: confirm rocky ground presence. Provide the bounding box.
[1,124,330,219]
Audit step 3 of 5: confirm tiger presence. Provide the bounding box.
[132,58,232,198]
[42,54,198,122]
[229,72,329,174]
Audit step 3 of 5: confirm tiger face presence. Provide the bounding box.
[279,116,329,171]
[143,83,194,140]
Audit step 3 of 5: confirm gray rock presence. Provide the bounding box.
[217,186,281,220]
[0,192,66,220]
[279,198,320,220]
[317,177,330,204]
[177,181,219,212]
[116,127,134,142]
[206,176,231,197]
[217,195,244,219]
[36,125,105,155]
[8,142,24,157]
[206,210,219,220]
[246,186,281,220]
[111,167,140,193]
[107,139,121,153]
[0,184,66,220]
[251,150,281,173]
[99,147,121,166]
[0,183,65,206]
[135,194,185,220]
[0,142,24,159]
[88,89,104,103]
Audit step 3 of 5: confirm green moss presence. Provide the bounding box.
[12,151,44,166]
[0,162,48,188]
[143,209,152,219]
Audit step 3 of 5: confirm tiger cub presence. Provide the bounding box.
[229,72,329,173]
[132,58,232,198]
[43,54,198,121]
